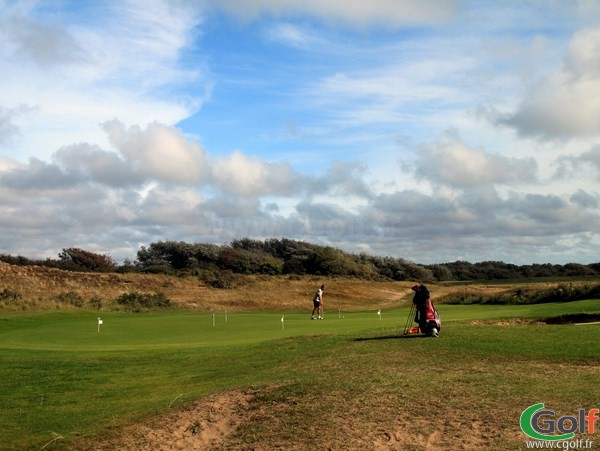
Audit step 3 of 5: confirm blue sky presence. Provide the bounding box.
[1,0,600,264]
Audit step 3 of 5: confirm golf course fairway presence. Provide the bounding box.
[1,300,599,449]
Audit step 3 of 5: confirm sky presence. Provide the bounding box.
[1,0,600,265]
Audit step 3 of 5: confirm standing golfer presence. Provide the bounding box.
[311,284,325,320]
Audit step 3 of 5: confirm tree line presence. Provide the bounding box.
[1,238,599,283]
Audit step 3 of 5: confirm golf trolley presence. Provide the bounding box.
[403,299,441,337]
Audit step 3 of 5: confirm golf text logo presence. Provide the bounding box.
[520,403,599,441]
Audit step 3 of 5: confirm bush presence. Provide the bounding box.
[58,248,117,272]
[136,241,220,273]
[54,291,84,308]
[87,296,102,310]
[216,247,281,274]
[115,291,171,312]
[0,288,21,302]
[258,259,283,275]
[137,259,175,274]
[198,269,241,289]
[303,246,378,277]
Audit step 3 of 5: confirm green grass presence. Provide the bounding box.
[1,300,599,449]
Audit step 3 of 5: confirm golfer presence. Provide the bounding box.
[311,284,325,320]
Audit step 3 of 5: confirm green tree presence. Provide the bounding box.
[58,248,116,272]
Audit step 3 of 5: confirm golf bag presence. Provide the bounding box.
[411,284,441,337]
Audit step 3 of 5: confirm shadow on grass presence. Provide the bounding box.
[542,313,600,324]
[354,334,432,342]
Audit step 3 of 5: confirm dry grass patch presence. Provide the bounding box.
[0,262,419,312]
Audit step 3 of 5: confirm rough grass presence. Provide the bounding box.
[0,261,417,312]
[2,261,596,314]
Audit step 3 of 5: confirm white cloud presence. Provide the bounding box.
[1,14,86,66]
[320,161,373,198]
[499,28,600,139]
[0,158,80,190]
[212,0,462,28]
[202,196,262,219]
[414,134,538,188]
[570,189,599,208]
[0,1,599,265]
[54,143,142,187]
[299,46,477,145]
[0,104,36,146]
[87,0,203,88]
[0,156,18,173]
[580,145,600,171]
[138,185,205,225]
[264,22,321,49]
[554,144,600,180]
[211,150,305,196]
[0,0,207,161]
[103,120,209,184]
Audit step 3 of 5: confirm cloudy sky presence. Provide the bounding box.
[1,0,600,265]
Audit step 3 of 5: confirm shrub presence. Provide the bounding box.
[258,259,283,275]
[136,241,221,273]
[0,288,21,302]
[115,291,171,312]
[198,269,241,289]
[58,248,117,272]
[54,291,84,308]
[87,296,103,310]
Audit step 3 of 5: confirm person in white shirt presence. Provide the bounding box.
[311,284,325,320]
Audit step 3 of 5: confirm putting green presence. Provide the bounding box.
[1,299,598,351]
[0,310,407,351]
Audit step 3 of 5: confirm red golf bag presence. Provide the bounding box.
[411,284,441,337]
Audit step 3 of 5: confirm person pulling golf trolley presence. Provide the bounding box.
[404,284,441,337]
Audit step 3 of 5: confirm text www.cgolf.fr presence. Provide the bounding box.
[524,439,594,450]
